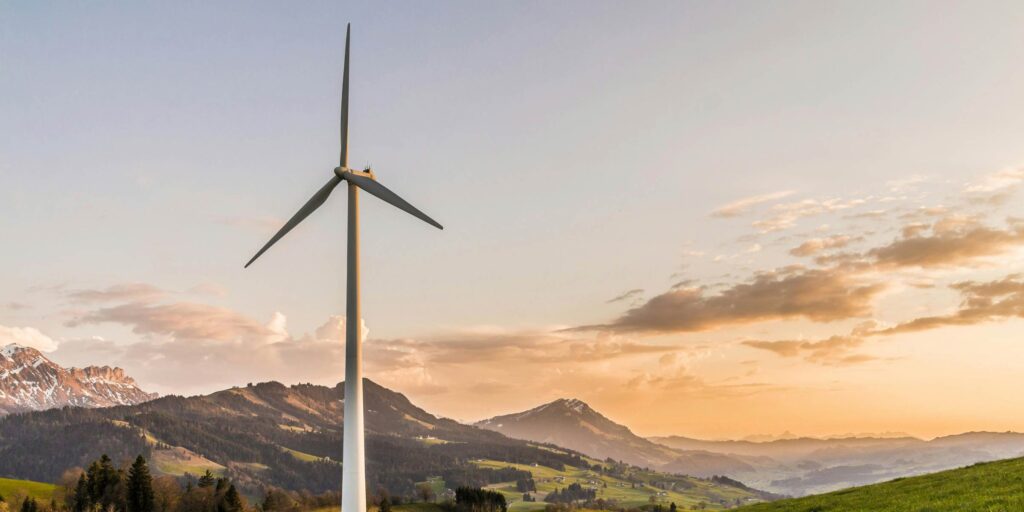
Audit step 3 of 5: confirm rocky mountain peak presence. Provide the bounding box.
[0,344,156,415]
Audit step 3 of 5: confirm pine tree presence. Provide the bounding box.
[19,498,37,512]
[197,471,216,489]
[219,485,243,512]
[669,502,677,512]
[73,473,91,512]
[85,461,103,505]
[87,454,121,510]
[126,455,155,512]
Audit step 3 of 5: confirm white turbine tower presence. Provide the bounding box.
[244,24,443,512]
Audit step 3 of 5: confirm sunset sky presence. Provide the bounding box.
[5,1,1024,440]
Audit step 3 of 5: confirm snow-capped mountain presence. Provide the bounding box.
[0,343,156,415]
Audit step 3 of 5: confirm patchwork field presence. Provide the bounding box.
[471,458,766,511]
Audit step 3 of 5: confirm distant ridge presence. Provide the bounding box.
[476,397,756,476]
[0,343,156,415]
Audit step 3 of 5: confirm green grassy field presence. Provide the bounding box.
[0,477,57,501]
[415,477,446,497]
[284,447,323,463]
[738,456,1024,512]
[151,448,226,477]
[472,459,761,511]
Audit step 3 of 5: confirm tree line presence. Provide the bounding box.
[61,454,244,512]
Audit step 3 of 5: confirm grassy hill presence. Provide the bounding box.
[738,457,1024,511]
[0,477,56,501]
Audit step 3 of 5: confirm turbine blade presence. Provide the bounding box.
[340,23,351,167]
[244,175,343,268]
[343,172,443,230]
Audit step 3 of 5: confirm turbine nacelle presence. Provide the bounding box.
[334,167,376,181]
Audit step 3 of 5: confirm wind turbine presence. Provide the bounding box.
[244,24,443,512]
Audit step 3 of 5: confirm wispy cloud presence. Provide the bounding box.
[754,198,866,233]
[789,235,856,257]
[743,335,875,366]
[607,288,643,304]
[66,301,272,341]
[711,190,795,218]
[67,283,167,304]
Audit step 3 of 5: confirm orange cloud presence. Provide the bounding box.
[789,235,855,257]
[869,223,1024,268]
[583,267,884,334]
[881,275,1024,334]
[742,335,873,366]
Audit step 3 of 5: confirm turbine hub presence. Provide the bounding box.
[334,166,376,180]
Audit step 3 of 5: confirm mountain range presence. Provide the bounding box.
[3,350,1023,501]
[477,399,1024,497]
[0,344,156,415]
[0,377,775,507]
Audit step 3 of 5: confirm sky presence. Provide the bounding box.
[5,1,1024,440]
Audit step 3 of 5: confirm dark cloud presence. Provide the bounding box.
[607,289,644,304]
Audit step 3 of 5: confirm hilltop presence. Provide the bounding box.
[477,398,757,476]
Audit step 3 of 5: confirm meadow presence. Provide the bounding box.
[0,477,57,502]
[737,457,1024,512]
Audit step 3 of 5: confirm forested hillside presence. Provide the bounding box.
[0,379,582,496]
